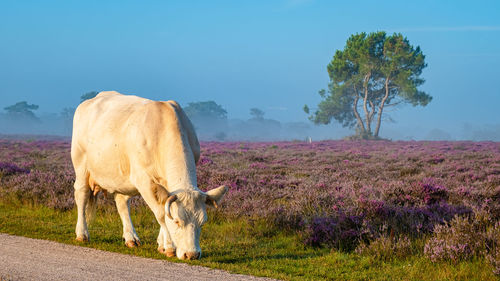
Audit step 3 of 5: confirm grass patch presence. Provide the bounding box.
[0,200,497,281]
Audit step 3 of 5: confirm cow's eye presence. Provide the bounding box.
[174,219,180,226]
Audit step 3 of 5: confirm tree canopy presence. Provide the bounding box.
[4,101,39,120]
[184,101,227,120]
[80,91,99,103]
[249,108,265,120]
[183,101,228,141]
[305,31,432,139]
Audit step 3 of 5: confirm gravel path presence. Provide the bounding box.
[0,233,276,281]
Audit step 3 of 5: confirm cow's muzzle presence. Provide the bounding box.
[183,251,200,260]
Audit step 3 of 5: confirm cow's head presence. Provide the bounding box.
[164,185,228,260]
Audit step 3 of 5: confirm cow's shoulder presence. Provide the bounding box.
[165,100,180,108]
[162,100,200,163]
[96,91,121,98]
[75,91,122,113]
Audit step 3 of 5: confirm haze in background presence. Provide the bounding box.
[1,0,499,141]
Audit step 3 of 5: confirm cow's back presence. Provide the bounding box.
[71,91,199,194]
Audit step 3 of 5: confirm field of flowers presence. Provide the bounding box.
[1,138,499,275]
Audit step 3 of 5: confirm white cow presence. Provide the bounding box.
[71,91,227,260]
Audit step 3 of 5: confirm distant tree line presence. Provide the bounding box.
[4,101,40,120]
[1,93,316,140]
[182,101,315,141]
[0,91,100,136]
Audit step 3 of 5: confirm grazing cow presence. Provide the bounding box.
[71,91,228,260]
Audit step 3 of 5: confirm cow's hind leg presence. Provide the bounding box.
[114,193,141,248]
[74,178,91,242]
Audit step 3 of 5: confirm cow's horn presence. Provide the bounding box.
[166,195,177,220]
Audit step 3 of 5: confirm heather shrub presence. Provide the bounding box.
[0,161,30,177]
[423,209,500,275]
[485,221,500,275]
[355,234,413,261]
[304,213,365,251]
[488,246,500,276]
[424,217,478,263]
[305,200,471,253]
[420,179,448,205]
[424,211,491,263]
[383,178,449,207]
[2,169,75,210]
[271,207,304,230]
[357,199,471,238]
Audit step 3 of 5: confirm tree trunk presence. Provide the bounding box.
[362,72,372,135]
[368,100,375,125]
[374,77,390,137]
[352,91,366,134]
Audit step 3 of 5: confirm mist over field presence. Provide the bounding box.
[0,109,499,142]
[0,110,344,141]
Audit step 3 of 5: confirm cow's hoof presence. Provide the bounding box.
[165,248,176,257]
[158,247,176,257]
[125,240,141,248]
[75,235,89,242]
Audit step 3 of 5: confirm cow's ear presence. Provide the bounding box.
[205,185,228,208]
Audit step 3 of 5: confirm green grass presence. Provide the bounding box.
[0,200,497,281]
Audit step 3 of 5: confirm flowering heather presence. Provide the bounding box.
[485,221,500,275]
[0,139,74,209]
[424,215,483,263]
[1,139,499,252]
[304,212,364,251]
[424,210,500,267]
[488,246,500,276]
[196,141,499,241]
[0,161,30,176]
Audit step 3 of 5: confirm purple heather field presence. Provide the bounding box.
[1,138,500,269]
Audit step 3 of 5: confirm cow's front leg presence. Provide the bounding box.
[114,193,141,248]
[157,226,176,257]
[134,178,176,257]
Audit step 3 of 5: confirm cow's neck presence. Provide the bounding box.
[163,135,198,193]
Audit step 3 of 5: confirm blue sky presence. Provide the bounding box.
[1,0,499,139]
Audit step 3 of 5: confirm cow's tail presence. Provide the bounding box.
[85,190,98,225]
